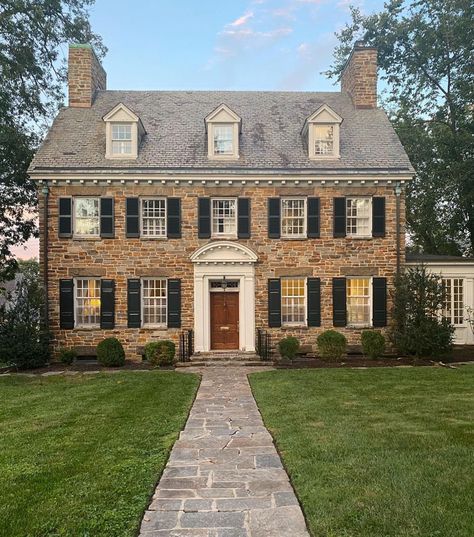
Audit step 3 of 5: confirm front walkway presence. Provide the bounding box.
[139,366,309,537]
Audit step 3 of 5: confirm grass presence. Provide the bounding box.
[250,366,474,537]
[0,371,199,537]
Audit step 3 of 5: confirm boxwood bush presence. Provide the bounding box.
[361,330,386,360]
[317,330,347,361]
[59,348,77,365]
[144,340,176,366]
[96,337,125,367]
[278,336,300,360]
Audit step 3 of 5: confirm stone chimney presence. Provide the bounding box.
[341,41,377,109]
[68,44,106,108]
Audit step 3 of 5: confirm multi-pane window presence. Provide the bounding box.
[281,199,306,238]
[442,278,464,325]
[314,125,334,156]
[346,198,371,237]
[347,278,371,326]
[213,124,234,155]
[281,278,306,325]
[141,199,166,237]
[75,279,101,326]
[74,197,100,236]
[142,279,167,327]
[111,123,132,155]
[212,199,237,236]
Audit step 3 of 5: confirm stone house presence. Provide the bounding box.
[29,42,415,359]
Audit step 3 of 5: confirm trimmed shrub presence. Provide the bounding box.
[59,348,77,365]
[317,330,347,361]
[278,336,300,360]
[361,331,386,360]
[144,340,176,366]
[96,337,125,367]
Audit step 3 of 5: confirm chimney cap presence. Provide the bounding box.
[353,40,377,50]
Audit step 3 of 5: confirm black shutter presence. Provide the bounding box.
[333,277,347,327]
[167,198,181,238]
[167,279,181,328]
[307,197,320,238]
[333,198,346,238]
[100,279,115,329]
[59,279,74,329]
[372,197,386,237]
[307,277,321,327]
[238,198,251,238]
[100,198,114,238]
[58,198,72,238]
[373,277,387,327]
[268,278,281,327]
[126,198,140,238]
[198,198,211,239]
[127,279,141,328]
[268,198,280,239]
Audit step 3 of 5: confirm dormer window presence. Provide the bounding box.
[205,104,241,160]
[302,104,342,160]
[103,103,145,160]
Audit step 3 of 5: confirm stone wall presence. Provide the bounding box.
[341,43,377,109]
[68,44,106,108]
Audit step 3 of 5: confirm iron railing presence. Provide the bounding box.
[178,329,194,362]
[256,329,272,361]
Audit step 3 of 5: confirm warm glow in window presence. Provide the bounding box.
[212,199,237,236]
[111,123,132,155]
[281,199,306,238]
[282,278,306,325]
[142,199,166,237]
[75,279,101,326]
[314,125,334,155]
[74,197,100,236]
[142,279,167,326]
[347,278,371,325]
[213,124,234,155]
[346,198,371,237]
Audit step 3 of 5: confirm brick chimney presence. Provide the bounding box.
[68,44,106,108]
[341,41,377,109]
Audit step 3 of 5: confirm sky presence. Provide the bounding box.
[13,0,385,260]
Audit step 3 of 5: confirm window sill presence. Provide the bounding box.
[140,236,168,240]
[280,236,308,241]
[347,324,373,329]
[141,326,168,331]
[73,236,101,241]
[74,326,100,331]
[211,235,238,240]
[281,324,308,330]
[346,235,373,240]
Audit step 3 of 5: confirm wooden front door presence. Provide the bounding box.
[210,292,239,350]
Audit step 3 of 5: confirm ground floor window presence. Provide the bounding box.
[442,278,464,326]
[347,277,371,326]
[281,278,306,326]
[75,278,101,326]
[142,278,167,327]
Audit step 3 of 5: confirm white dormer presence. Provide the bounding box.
[302,104,343,160]
[103,103,145,159]
[205,104,241,160]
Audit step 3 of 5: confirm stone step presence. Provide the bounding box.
[191,352,260,362]
[176,360,274,368]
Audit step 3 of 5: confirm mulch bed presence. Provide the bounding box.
[0,360,157,375]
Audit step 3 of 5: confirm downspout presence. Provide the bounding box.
[394,182,402,277]
[41,181,49,329]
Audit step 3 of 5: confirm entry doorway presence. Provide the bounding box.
[210,292,239,350]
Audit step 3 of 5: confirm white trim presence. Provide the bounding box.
[140,197,167,238]
[72,196,101,238]
[280,197,307,239]
[281,277,308,327]
[73,277,101,328]
[141,277,167,328]
[211,197,238,239]
[346,197,373,238]
[346,276,373,328]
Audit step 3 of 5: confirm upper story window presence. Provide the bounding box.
[212,198,237,237]
[205,104,241,160]
[74,197,100,237]
[347,277,371,326]
[346,197,371,237]
[442,278,464,326]
[141,198,166,237]
[75,278,101,327]
[281,278,306,326]
[281,198,306,238]
[303,104,342,160]
[103,103,145,160]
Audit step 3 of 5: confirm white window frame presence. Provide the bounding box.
[442,278,464,326]
[212,123,235,156]
[281,198,307,239]
[111,123,133,156]
[211,198,238,238]
[74,278,101,328]
[281,277,307,327]
[313,124,335,156]
[73,197,101,238]
[141,278,168,328]
[346,276,373,327]
[140,198,167,238]
[346,197,372,238]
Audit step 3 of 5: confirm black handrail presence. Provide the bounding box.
[256,329,272,361]
[178,329,194,362]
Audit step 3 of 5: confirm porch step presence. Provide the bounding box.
[191,352,260,362]
[176,360,274,368]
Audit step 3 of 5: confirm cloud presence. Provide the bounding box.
[229,11,254,27]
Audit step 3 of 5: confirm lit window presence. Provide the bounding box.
[281,199,306,238]
[142,279,167,327]
[213,124,234,155]
[141,199,166,237]
[111,123,132,155]
[282,278,306,326]
[442,278,464,325]
[212,199,237,237]
[75,279,101,326]
[347,278,371,326]
[314,125,334,155]
[74,197,100,236]
[346,198,371,237]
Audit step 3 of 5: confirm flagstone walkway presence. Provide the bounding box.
[139,366,309,537]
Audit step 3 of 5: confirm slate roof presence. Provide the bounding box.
[29,90,414,176]
[406,253,474,264]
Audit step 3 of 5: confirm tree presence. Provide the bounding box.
[326,0,474,255]
[0,0,106,281]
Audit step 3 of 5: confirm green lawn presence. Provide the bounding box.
[0,371,199,537]
[250,367,474,537]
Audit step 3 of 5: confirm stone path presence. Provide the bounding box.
[139,366,310,537]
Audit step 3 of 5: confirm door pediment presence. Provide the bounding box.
[190,242,258,265]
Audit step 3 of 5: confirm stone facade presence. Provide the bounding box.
[40,183,405,360]
[341,42,377,109]
[68,44,106,108]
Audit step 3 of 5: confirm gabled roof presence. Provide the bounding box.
[102,102,146,134]
[305,104,343,124]
[205,103,241,123]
